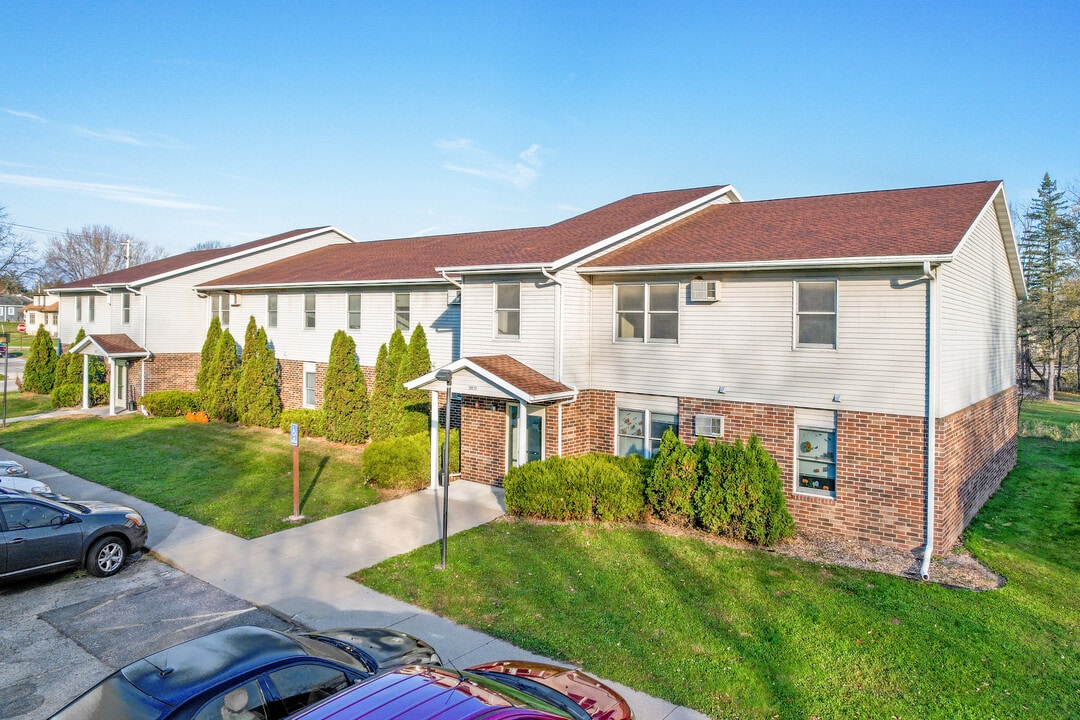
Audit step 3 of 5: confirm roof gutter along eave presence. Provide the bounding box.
[195,277,456,292]
[579,254,957,275]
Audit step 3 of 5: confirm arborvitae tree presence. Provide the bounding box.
[370,343,394,440]
[204,329,239,422]
[54,328,84,388]
[401,325,432,399]
[196,316,222,396]
[237,321,281,427]
[645,429,699,525]
[23,325,57,394]
[322,330,369,443]
[1018,173,1079,401]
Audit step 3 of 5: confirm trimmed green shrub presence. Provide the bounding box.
[504,453,646,523]
[50,382,108,408]
[23,326,57,394]
[369,343,394,441]
[139,390,199,417]
[322,330,369,443]
[195,316,222,396]
[692,435,795,546]
[203,330,239,422]
[645,429,700,525]
[361,428,459,491]
[397,324,432,430]
[237,321,282,428]
[279,408,326,438]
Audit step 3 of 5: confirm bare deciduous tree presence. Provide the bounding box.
[0,205,40,291]
[41,225,168,284]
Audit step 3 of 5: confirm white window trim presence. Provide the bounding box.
[75,296,82,322]
[493,281,521,339]
[121,292,131,325]
[615,406,678,459]
[612,282,680,344]
[394,292,410,333]
[792,279,838,350]
[347,293,362,331]
[794,410,838,500]
[302,362,317,409]
[267,294,278,328]
[303,293,317,330]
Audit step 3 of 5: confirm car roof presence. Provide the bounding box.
[292,666,565,719]
[122,626,308,707]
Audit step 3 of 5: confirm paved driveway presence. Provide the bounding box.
[0,555,295,719]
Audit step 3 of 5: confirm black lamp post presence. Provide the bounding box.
[434,368,453,569]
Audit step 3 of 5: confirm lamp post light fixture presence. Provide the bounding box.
[434,368,454,569]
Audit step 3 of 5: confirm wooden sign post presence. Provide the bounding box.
[287,422,304,522]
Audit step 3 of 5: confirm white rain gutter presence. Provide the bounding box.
[920,261,938,581]
[438,270,463,289]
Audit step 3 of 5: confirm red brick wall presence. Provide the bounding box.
[560,390,615,456]
[129,353,200,400]
[279,359,327,409]
[934,386,1018,548]
[460,396,508,485]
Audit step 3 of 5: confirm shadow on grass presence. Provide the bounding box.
[300,455,330,513]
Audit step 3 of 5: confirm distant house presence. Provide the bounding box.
[0,294,30,323]
[22,293,58,337]
[49,181,1024,562]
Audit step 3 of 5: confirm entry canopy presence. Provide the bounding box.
[69,333,150,360]
[407,354,576,404]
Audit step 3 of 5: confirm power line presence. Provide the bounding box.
[10,222,64,235]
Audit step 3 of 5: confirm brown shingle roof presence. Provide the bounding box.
[81,333,148,356]
[51,227,331,290]
[200,187,724,288]
[583,181,1002,269]
[467,355,572,398]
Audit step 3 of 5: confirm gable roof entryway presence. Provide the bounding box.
[69,333,150,416]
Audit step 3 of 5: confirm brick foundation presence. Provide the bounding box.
[934,386,1018,548]
[460,397,509,485]
[129,353,200,400]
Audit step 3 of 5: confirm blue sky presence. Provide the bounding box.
[2,1,1078,255]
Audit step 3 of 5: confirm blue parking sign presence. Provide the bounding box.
[290,422,299,447]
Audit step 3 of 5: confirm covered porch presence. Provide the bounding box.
[407,354,577,488]
[68,333,151,416]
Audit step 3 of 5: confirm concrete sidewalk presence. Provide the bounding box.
[2,442,706,720]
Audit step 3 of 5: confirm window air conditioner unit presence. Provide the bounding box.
[229,293,242,307]
[690,279,718,302]
[694,414,725,438]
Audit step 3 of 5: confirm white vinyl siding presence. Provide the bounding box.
[937,201,1020,416]
[461,275,558,378]
[589,271,929,416]
[560,270,592,388]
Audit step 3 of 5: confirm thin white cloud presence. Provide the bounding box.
[72,126,185,149]
[437,139,546,189]
[4,109,47,122]
[0,173,225,211]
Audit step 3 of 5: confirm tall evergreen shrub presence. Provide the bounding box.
[645,429,700,525]
[397,324,432,435]
[195,316,222,396]
[237,319,281,427]
[204,329,239,421]
[322,330,369,443]
[23,326,57,394]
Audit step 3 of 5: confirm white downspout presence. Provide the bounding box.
[921,261,939,581]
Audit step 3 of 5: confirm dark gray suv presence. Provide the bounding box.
[0,489,148,580]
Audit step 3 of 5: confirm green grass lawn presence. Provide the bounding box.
[0,415,379,537]
[1,392,54,418]
[355,398,1080,718]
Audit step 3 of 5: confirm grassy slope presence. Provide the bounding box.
[0,415,376,537]
[356,400,1080,718]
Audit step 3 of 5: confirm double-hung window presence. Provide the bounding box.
[795,280,837,348]
[615,283,679,342]
[347,294,362,331]
[617,408,678,458]
[75,297,82,322]
[88,296,95,322]
[211,294,228,327]
[394,292,410,332]
[495,282,520,337]
[303,362,317,408]
[121,292,132,325]
[267,294,278,328]
[796,409,837,499]
[304,293,316,329]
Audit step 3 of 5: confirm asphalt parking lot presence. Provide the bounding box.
[0,553,296,719]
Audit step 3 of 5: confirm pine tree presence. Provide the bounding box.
[386,328,408,426]
[54,328,86,388]
[196,316,222,396]
[370,342,394,440]
[323,330,369,443]
[1018,173,1080,401]
[23,326,57,394]
[204,330,239,421]
[237,319,281,427]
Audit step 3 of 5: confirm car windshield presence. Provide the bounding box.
[462,670,581,719]
[291,634,371,674]
[51,674,165,720]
